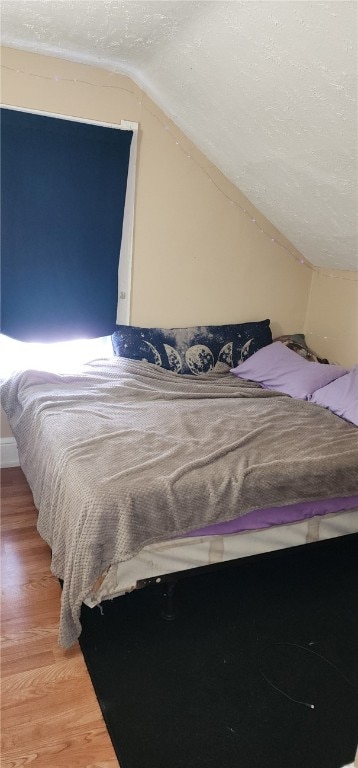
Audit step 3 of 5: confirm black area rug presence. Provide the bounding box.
[79,534,358,768]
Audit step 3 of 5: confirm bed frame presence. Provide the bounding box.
[85,508,358,617]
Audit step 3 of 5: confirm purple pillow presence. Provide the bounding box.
[230,341,347,400]
[311,367,358,426]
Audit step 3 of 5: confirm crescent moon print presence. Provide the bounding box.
[218,342,233,367]
[240,338,253,362]
[164,344,183,373]
[185,345,214,374]
[143,341,162,366]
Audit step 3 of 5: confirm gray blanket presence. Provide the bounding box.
[2,357,358,647]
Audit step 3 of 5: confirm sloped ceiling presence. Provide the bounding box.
[1,0,357,270]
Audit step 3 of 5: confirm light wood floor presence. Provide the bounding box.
[1,466,119,768]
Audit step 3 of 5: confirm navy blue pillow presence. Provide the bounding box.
[111,320,272,375]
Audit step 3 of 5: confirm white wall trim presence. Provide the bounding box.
[2,103,135,132]
[1,437,20,468]
[116,122,138,326]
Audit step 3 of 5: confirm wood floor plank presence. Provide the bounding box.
[1,555,54,587]
[1,622,60,650]
[1,466,119,767]
[1,591,62,621]
[3,679,99,730]
[1,607,65,634]
[2,703,109,749]
[1,648,55,679]
[1,729,118,768]
[2,656,88,708]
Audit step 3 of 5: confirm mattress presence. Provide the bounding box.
[184,495,358,537]
[85,507,358,607]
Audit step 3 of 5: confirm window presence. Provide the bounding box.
[1,107,137,344]
[0,334,114,379]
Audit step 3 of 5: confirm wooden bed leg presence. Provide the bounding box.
[162,581,176,621]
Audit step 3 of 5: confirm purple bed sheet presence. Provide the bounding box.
[185,496,358,538]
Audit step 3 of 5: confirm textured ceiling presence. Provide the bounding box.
[1,1,357,270]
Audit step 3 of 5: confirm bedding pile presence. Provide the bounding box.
[2,357,358,647]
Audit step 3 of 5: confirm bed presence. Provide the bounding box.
[1,341,358,648]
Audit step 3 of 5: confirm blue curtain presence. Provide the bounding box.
[1,108,133,341]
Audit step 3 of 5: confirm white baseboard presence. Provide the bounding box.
[1,437,20,468]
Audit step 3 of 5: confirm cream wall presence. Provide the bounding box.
[1,48,356,440]
[1,47,312,330]
[304,269,358,368]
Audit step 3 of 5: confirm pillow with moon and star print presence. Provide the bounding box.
[111,320,272,375]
